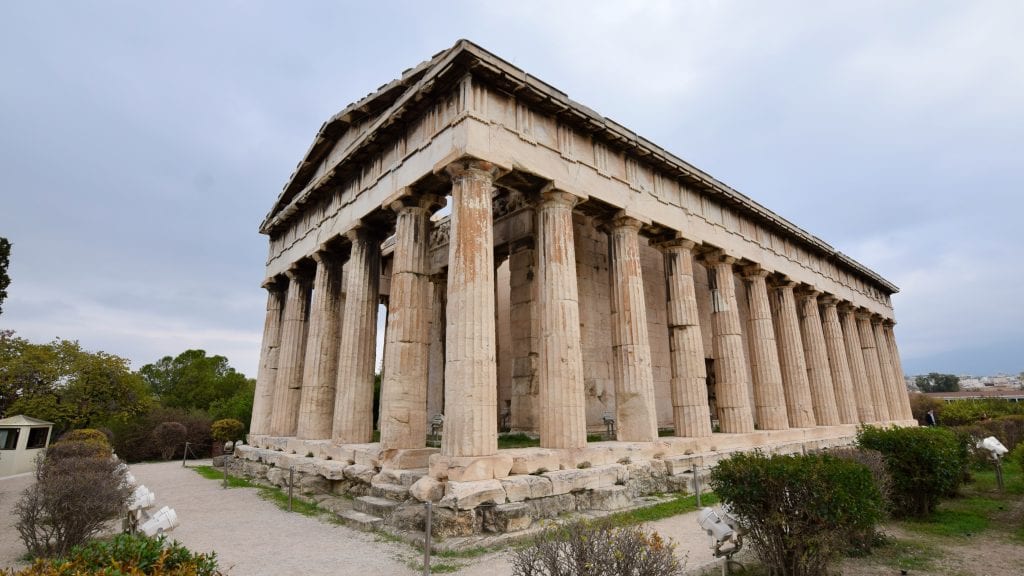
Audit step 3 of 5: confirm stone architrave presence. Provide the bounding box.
[296,250,345,440]
[380,195,439,450]
[250,279,286,435]
[535,189,587,449]
[797,289,840,426]
[608,214,658,442]
[883,321,913,420]
[741,266,789,430]
[770,281,816,428]
[839,304,877,423]
[873,317,907,422]
[820,297,859,425]
[659,238,713,437]
[426,275,446,421]
[442,159,500,457]
[332,226,382,444]
[705,252,755,434]
[856,311,891,422]
[269,268,312,436]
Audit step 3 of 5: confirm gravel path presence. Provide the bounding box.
[2,461,730,575]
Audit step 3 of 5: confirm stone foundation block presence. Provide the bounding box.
[320,444,356,464]
[577,485,632,511]
[343,464,376,484]
[388,503,426,531]
[525,493,576,519]
[351,444,382,468]
[440,479,507,510]
[317,460,349,480]
[500,474,553,502]
[373,467,427,488]
[544,464,622,495]
[507,448,564,475]
[430,454,513,482]
[482,502,532,533]
[432,507,480,537]
[409,476,444,502]
[381,448,439,470]
[299,475,330,495]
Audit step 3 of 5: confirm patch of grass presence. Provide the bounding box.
[433,546,490,560]
[498,433,539,449]
[191,465,322,517]
[586,433,606,442]
[192,465,256,488]
[605,492,719,526]
[970,465,1024,495]
[870,537,941,572]
[658,428,676,437]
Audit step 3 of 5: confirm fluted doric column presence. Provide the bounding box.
[839,304,877,422]
[797,289,840,426]
[608,214,658,442]
[659,238,712,437]
[442,159,499,457]
[856,311,891,422]
[883,320,913,421]
[332,226,382,443]
[536,189,587,449]
[705,252,754,433]
[508,242,539,431]
[380,195,439,450]
[742,266,789,430]
[426,275,447,422]
[820,297,859,424]
[770,281,816,428]
[296,250,346,440]
[873,316,907,422]
[250,279,286,435]
[270,268,313,436]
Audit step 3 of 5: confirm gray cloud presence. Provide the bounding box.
[1,1,1020,377]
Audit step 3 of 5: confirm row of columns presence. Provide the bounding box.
[251,155,913,461]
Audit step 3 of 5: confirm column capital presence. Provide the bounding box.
[654,233,698,252]
[609,211,647,231]
[854,307,873,320]
[539,182,587,206]
[538,188,580,209]
[795,286,822,301]
[387,190,443,214]
[261,275,286,291]
[439,156,504,182]
[701,249,736,267]
[819,294,840,307]
[344,223,386,244]
[836,300,856,313]
[882,318,897,327]
[284,264,314,283]
[740,263,771,279]
[870,313,886,325]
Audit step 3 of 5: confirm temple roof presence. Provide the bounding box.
[262,39,898,294]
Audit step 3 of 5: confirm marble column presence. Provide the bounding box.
[250,279,286,435]
[797,289,840,426]
[771,281,816,428]
[741,266,789,430]
[442,159,499,457]
[820,297,859,424]
[536,189,587,449]
[608,214,658,442]
[426,275,446,421]
[839,304,877,423]
[873,316,907,422]
[856,311,891,422]
[660,238,713,437]
[332,226,382,444]
[270,267,313,436]
[296,250,345,440]
[508,242,538,431]
[705,252,754,433]
[884,321,913,420]
[380,196,438,450]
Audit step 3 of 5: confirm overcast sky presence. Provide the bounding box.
[1,1,1021,378]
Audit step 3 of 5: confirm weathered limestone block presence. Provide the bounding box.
[387,504,427,531]
[500,474,554,502]
[373,467,427,488]
[507,448,564,475]
[266,468,287,487]
[380,448,438,470]
[483,502,532,533]
[429,454,513,482]
[299,475,330,495]
[525,493,576,519]
[432,507,480,538]
[317,460,349,481]
[440,479,507,510]
[578,485,632,511]
[409,476,445,502]
[544,464,623,495]
[343,464,376,485]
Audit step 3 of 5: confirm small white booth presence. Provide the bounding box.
[0,415,54,477]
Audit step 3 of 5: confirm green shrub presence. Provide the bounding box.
[938,399,1024,426]
[5,533,222,575]
[908,393,943,424]
[152,422,188,460]
[510,519,682,576]
[50,429,113,459]
[857,426,967,517]
[104,407,213,462]
[954,415,1024,453]
[210,418,244,442]
[709,452,883,576]
[1010,441,1024,473]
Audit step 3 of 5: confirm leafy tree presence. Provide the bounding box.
[139,350,250,413]
[1,334,149,431]
[0,237,10,316]
[914,372,960,393]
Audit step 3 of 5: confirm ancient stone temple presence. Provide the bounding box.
[240,40,914,535]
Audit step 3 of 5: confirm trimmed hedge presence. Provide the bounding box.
[857,426,967,517]
[710,452,883,576]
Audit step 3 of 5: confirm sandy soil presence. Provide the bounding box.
[0,461,748,575]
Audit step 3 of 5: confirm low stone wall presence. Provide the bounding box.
[235,424,909,537]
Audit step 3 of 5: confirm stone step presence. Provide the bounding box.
[353,495,399,518]
[370,482,409,502]
[337,510,383,532]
